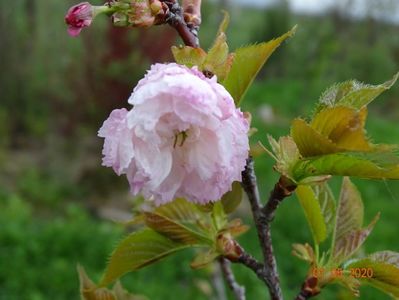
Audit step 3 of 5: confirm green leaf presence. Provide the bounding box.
[291,118,340,157]
[78,265,115,300]
[334,178,364,243]
[221,181,243,214]
[346,251,399,298]
[296,185,327,244]
[202,12,233,81]
[265,135,301,180]
[317,72,399,111]
[191,250,220,269]
[152,198,209,224]
[310,106,371,152]
[144,212,212,245]
[100,228,192,286]
[293,151,399,181]
[171,46,207,68]
[292,243,315,264]
[142,198,214,244]
[211,201,228,231]
[216,10,230,38]
[78,265,147,300]
[312,183,336,236]
[223,26,296,105]
[203,32,233,81]
[113,281,148,300]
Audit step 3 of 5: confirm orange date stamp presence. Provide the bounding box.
[312,267,374,278]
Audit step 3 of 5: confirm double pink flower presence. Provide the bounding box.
[98,63,250,205]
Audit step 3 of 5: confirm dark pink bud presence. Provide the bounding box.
[65,2,93,37]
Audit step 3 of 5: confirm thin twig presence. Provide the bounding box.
[237,250,269,286]
[219,257,246,300]
[240,157,295,300]
[294,291,312,300]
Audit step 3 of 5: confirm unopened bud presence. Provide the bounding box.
[112,12,130,27]
[216,233,243,261]
[128,0,156,27]
[65,2,93,37]
[150,0,163,15]
[65,2,112,37]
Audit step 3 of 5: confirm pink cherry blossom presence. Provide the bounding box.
[65,2,93,37]
[98,63,249,205]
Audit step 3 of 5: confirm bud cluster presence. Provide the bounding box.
[65,0,170,36]
[110,0,165,27]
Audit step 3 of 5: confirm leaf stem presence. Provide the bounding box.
[219,257,246,300]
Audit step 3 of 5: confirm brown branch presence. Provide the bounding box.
[159,1,303,298]
[262,176,296,222]
[240,157,296,300]
[237,251,269,286]
[294,291,312,300]
[162,0,199,47]
[219,257,246,300]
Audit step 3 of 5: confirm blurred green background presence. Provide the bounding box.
[1,0,399,299]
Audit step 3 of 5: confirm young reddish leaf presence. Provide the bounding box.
[332,213,379,264]
[328,178,380,264]
[171,46,207,68]
[334,178,364,243]
[296,185,327,244]
[221,181,243,214]
[223,26,296,105]
[346,251,399,298]
[312,183,336,236]
[223,218,249,237]
[100,228,192,286]
[370,251,399,267]
[317,73,399,111]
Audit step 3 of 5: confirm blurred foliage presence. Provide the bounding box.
[1,0,399,299]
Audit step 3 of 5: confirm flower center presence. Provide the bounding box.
[173,130,188,148]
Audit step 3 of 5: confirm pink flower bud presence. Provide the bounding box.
[65,2,93,37]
